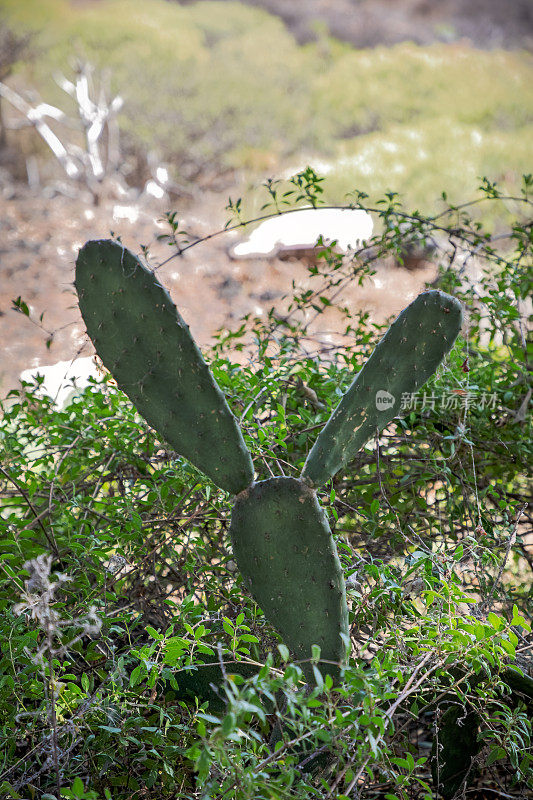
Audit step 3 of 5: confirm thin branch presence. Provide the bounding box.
[481,504,528,612]
[0,80,80,177]
[0,465,59,556]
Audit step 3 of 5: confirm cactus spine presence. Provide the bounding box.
[76,240,463,680]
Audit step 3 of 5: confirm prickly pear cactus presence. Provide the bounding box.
[75,239,463,680]
[76,240,253,495]
[302,290,463,488]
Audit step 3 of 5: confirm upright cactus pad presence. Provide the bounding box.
[75,240,253,494]
[302,290,463,487]
[229,477,349,678]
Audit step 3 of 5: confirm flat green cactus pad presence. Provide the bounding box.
[76,240,254,494]
[229,477,349,678]
[302,290,463,487]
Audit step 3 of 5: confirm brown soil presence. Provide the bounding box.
[0,180,436,398]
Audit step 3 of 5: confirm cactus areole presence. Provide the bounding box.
[75,238,463,681]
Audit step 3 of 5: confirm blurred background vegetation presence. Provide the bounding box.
[0,0,531,211]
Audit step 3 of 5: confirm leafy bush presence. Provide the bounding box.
[318,118,533,217]
[0,178,531,798]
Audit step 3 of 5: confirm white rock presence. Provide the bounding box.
[156,166,169,185]
[144,180,165,199]
[229,207,373,259]
[19,357,104,409]
[112,204,139,224]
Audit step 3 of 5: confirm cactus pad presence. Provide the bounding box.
[229,477,349,678]
[75,240,254,494]
[302,290,463,487]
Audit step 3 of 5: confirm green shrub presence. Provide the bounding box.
[311,42,533,135]
[319,118,533,214]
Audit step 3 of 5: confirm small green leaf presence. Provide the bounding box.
[312,664,324,690]
[277,644,290,662]
[367,730,379,756]
[511,605,531,631]
[146,625,163,640]
[487,746,506,765]
[221,712,236,736]
[391,756,410,770]
[487,612,504,631]
[129,665,143,687]
[500,637,516,656]
[12,296,30,316]
[196,747,211,780]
